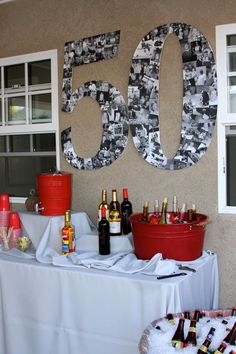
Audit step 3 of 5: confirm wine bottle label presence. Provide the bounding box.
[109,221,121,234]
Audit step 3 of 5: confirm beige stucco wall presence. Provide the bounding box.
[0,0,235,308]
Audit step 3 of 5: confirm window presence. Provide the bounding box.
[0,50,60,202]
[216,24,236,213]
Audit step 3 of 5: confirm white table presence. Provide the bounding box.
[0,251,219,354]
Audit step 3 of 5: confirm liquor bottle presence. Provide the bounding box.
[159,197,168,224]
[171,318,185,349]
[223,321,236,345]
[98,189,109,224]
[188,204,197,222]
[98,206,110,255]
[109,189,121,236]
[61,210,75,255]
[121,188,133,235]
[213,342,227,353]
[197,338,212,353]
[149,200,160,224]
[142,201,149,222]
[184,319,197,347]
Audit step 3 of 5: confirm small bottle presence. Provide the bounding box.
[98,189,109,224]
[121,188,133,235]
[159,197,168,224]
[98,206,110,255]
[61,210,75,255]
[142,201,149,222]
[171,318,185,349]
[223,321,236,345]
[184,319,197,347]
[109,189,121,236]
[213,342,227,353]
[197,338,212,353]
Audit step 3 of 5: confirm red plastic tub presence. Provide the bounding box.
[130,213,209,261]
[37,173,72,216]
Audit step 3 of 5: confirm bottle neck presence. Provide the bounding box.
[112,190,117,202]
[101,207,107,219]
[64,211,71,226]
[123,188,128,200]
[102,189,107,203]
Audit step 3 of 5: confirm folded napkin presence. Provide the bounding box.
[53,251,178,276]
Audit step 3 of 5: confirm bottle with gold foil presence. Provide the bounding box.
[109,189,121,236]
[159,197,168,224]
[213,342,227,353]
[171,318,185,349]
[142,201,149,223]
[184,319,197,347]
[98,189,109,224]
[61,210,75,255]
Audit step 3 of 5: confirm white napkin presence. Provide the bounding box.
[55,251,178,275]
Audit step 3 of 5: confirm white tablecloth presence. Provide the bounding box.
[0,251,219,354]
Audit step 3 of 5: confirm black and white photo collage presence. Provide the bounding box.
[61,31,129,170]
[128,23,217,169]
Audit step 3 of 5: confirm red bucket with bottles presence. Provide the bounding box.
[130,212,209,261]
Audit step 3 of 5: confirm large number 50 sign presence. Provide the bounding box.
[61,23,217,170]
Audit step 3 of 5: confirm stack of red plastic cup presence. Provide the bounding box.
[0,194,10,227]
[9,212,22,249]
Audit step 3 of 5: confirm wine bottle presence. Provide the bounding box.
[149,199,160,224]
[61,210,75,255]
[142,201,149,222]
[188,203,197,222]
[197,338,212,353]
[98,189,109,224]
[166,313,175,325]
[171,318,185,348]
[98,206,110,255]
[179,203,187,223]
[109,189,121,235]
[193,309,202,322]
[183,310,191,319]
[184,319,197,347]
[121,188,133,235]
[213,342,227,353]
[159,197,168,224]
[223,321,236,345]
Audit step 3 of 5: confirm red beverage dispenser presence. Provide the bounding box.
[37,172,72,216]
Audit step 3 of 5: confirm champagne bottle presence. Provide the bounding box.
[193,309,202,322]
[213,342,227,353]
[61,210,75,255]
[109,189,121,236]
[121,188,133,235]
[223,321,236,345]
[179,203,187,223]
[149,199,160,224]
[169,195,179,223]
[171,318,185,348]
[184,319,197,347]
[98,206,110,255]
[159,197,168,224]
[98,189,109,224]
[142,201,149,222]
[188,204,197,222]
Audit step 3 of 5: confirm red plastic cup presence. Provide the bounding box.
[0,194,10,211]
[9,212,21,230]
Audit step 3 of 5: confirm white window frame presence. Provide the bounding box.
[0,49,60,203]
[216,23,236,213]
